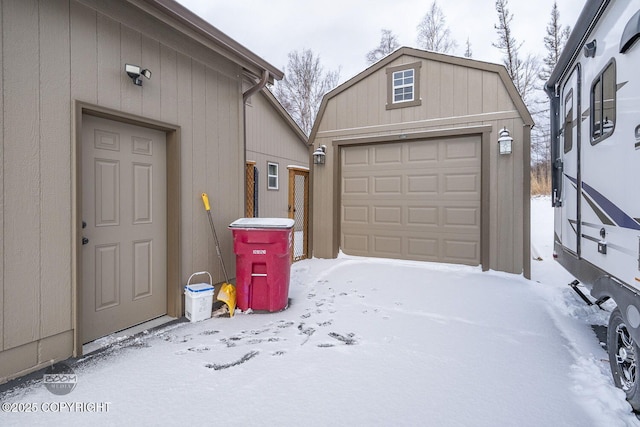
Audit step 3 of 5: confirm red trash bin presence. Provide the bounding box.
[229,218,295,312]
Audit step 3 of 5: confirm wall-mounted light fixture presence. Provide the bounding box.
[498,127,513,155]
[313,145,327,165]
[125,64,152,86]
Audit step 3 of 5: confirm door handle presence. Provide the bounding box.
[82,237,89,245]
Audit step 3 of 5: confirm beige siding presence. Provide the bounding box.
[0,0,4,352]
[4,0,40,350]
[311,49,531,276]
[0,0,248,382]
[40,0,72,339]
[246,91,309,218]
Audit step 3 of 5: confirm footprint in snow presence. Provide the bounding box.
[205,351,260,370]
[328,332,357,345]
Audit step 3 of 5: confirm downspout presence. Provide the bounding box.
[242,70,270,217]
[243,70,270,103]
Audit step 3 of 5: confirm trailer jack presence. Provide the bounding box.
[568,280,610,309]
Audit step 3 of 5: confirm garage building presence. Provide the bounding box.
[309,47,533,277]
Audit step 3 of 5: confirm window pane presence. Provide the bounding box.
[592,77,602,139]
[268,176,277,188]
[563,92,573,154]
[602,63,615,136]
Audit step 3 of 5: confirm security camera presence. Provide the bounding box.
[125,64,151,86]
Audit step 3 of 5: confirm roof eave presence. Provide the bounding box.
[133,0,284,82]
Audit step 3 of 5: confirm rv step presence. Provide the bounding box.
[568,280,610,310]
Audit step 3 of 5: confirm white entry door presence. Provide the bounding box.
[82,115,167,343]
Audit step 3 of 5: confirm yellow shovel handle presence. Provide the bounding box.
[201,193,210,211]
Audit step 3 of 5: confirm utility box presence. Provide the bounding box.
[229,218,295,312]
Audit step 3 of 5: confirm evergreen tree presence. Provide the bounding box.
[464,38,473,58]
[540,0,571,82]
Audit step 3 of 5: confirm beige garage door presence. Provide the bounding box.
[81,115,167,343]
[341,135,481,265]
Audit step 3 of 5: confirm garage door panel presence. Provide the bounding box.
[373,175,402,194]
[343,145,369,165]
[343,233,369,253]
[341,136,481,265]
[407,174,438,193]
[444,239,479,263]
[343,205,369,223]
[374,235,402,255]
[407,142,438,162]
[443,173,480,194]
[373,206,402,224]
[374,144,402,164]
[408,237,438,258]
[444,207,480,227]
[343,176,369,194]
[408,206,438,226]
[444,137,481,160]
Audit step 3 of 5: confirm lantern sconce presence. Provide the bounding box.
[313,145,327,165]
[498,127,513,155]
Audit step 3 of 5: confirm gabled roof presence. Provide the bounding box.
[309,46,534,142]
[133,0,283,82]
[260,88,309,147]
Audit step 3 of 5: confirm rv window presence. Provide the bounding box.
[564,90,573,154]
[591,61,616,144]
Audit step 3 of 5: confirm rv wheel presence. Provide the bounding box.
[608,308,640,411]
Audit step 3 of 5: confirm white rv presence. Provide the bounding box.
[546,0,640,410]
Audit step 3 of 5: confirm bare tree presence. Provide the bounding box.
[464,37,473,58]
[539,0,571,83]
[272,49,340,135]
[366,29,400,65]
[416,1,457,54]
[492,0,540,106]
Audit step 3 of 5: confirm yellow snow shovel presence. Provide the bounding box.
[201,193,236,317]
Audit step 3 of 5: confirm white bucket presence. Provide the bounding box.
[185,271,214,322]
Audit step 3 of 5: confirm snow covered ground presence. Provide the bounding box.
[1,197,639,426]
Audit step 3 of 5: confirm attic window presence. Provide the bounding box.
[393,70,414,102]
[386,62,422,110]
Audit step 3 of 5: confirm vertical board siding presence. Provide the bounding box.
[176,52,193,276]
[3,0,41,348]
[189,60,207,275]
[205,69,221,282]
[0,0,4,350]
[39,0,72,338]
[1,0,248,377]
[70,1,97,104]
[245,91,309,219]
[120,25,142,115]
[160,44,178,124]
[97,13,121,109]
[141,35,161,118]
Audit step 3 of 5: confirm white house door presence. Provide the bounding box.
[81,115,167,344]
[559,66,580,255]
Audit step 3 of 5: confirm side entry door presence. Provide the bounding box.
[559,66,581,255]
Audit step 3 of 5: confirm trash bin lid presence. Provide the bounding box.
[229,218,295,229]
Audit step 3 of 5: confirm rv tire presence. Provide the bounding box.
[608,308,640,411]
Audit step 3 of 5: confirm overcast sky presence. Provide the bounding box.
[176,0,586,83]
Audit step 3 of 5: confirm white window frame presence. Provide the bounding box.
[392,69,415,103]
[267,162,279,190]
[386,62,421,110]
